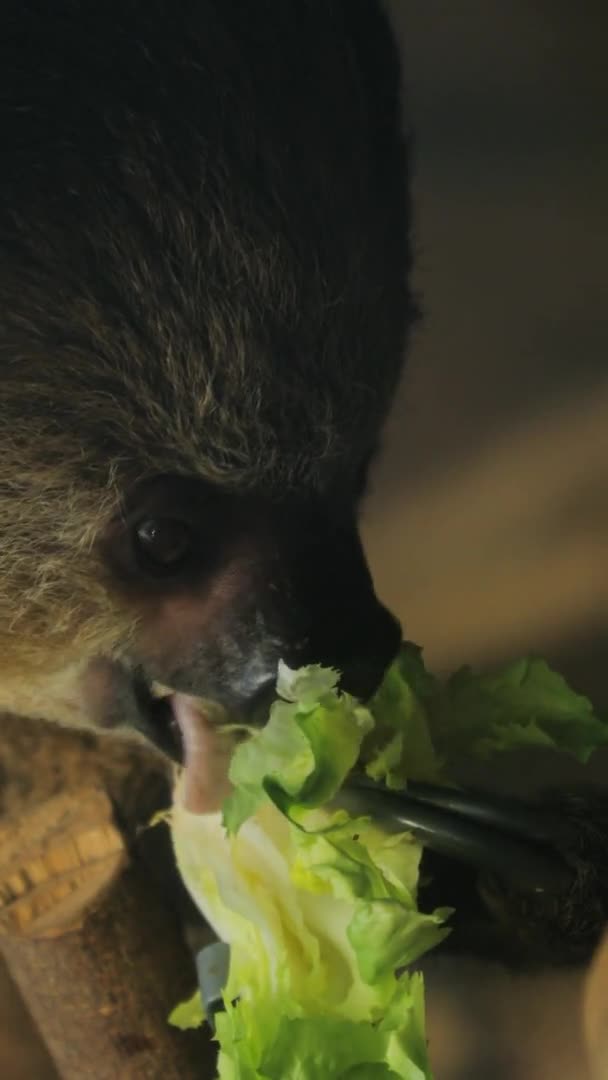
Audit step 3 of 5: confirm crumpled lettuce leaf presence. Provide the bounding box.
[171,661,448,1079]
[223,662,373,835]
[169,989,205,1031]
[216,974,430,1080]
[363,647,443,789]
[364,644,608,788]
[169,645,608,1079]
[431,655,608,763]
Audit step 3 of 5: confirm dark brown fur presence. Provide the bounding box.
[0,2,413,737]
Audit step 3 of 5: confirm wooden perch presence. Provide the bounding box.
[0,785,126,940]
[0,715,216,1079]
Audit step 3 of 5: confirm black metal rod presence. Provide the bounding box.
[337,784,573,894]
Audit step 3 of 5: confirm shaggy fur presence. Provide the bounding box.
[0,1,413,721]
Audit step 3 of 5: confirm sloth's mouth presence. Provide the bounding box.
[132,676,186,763]
[132,675,235,811]
[132,667,274,764]
[142,682,235,813]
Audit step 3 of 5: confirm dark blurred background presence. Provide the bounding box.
[2,3,607,1076]
[368,2,608,695]
[364,5,608,1077]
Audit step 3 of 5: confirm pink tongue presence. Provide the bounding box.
[170,694,233,815]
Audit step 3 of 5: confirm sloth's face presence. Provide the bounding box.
[92,472,401,762]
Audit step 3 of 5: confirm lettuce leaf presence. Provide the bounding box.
[223,662,373,835]
[169,645,608,1079]
[431,656,608,763]
[169,989,205,1031]
[364,648,443,788]
[171,661,448,1079]
[364,645,608,786]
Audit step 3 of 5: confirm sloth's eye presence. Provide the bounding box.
[133,517,193,574]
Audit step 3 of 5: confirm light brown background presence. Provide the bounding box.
[2,3,607,1076]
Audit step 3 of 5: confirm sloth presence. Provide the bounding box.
[0,0,408,750]
[1,0,606,973]
[0,1,411,959]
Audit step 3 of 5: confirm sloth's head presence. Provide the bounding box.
[0,1,415,752]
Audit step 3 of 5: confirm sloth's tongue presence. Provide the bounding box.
[170,693,233,815]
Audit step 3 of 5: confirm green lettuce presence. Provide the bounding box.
[430,655,608,762]
[364,645,608,784]
[171,662,449,1079]
[169,645,608,1079]
[363,647,443,789]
